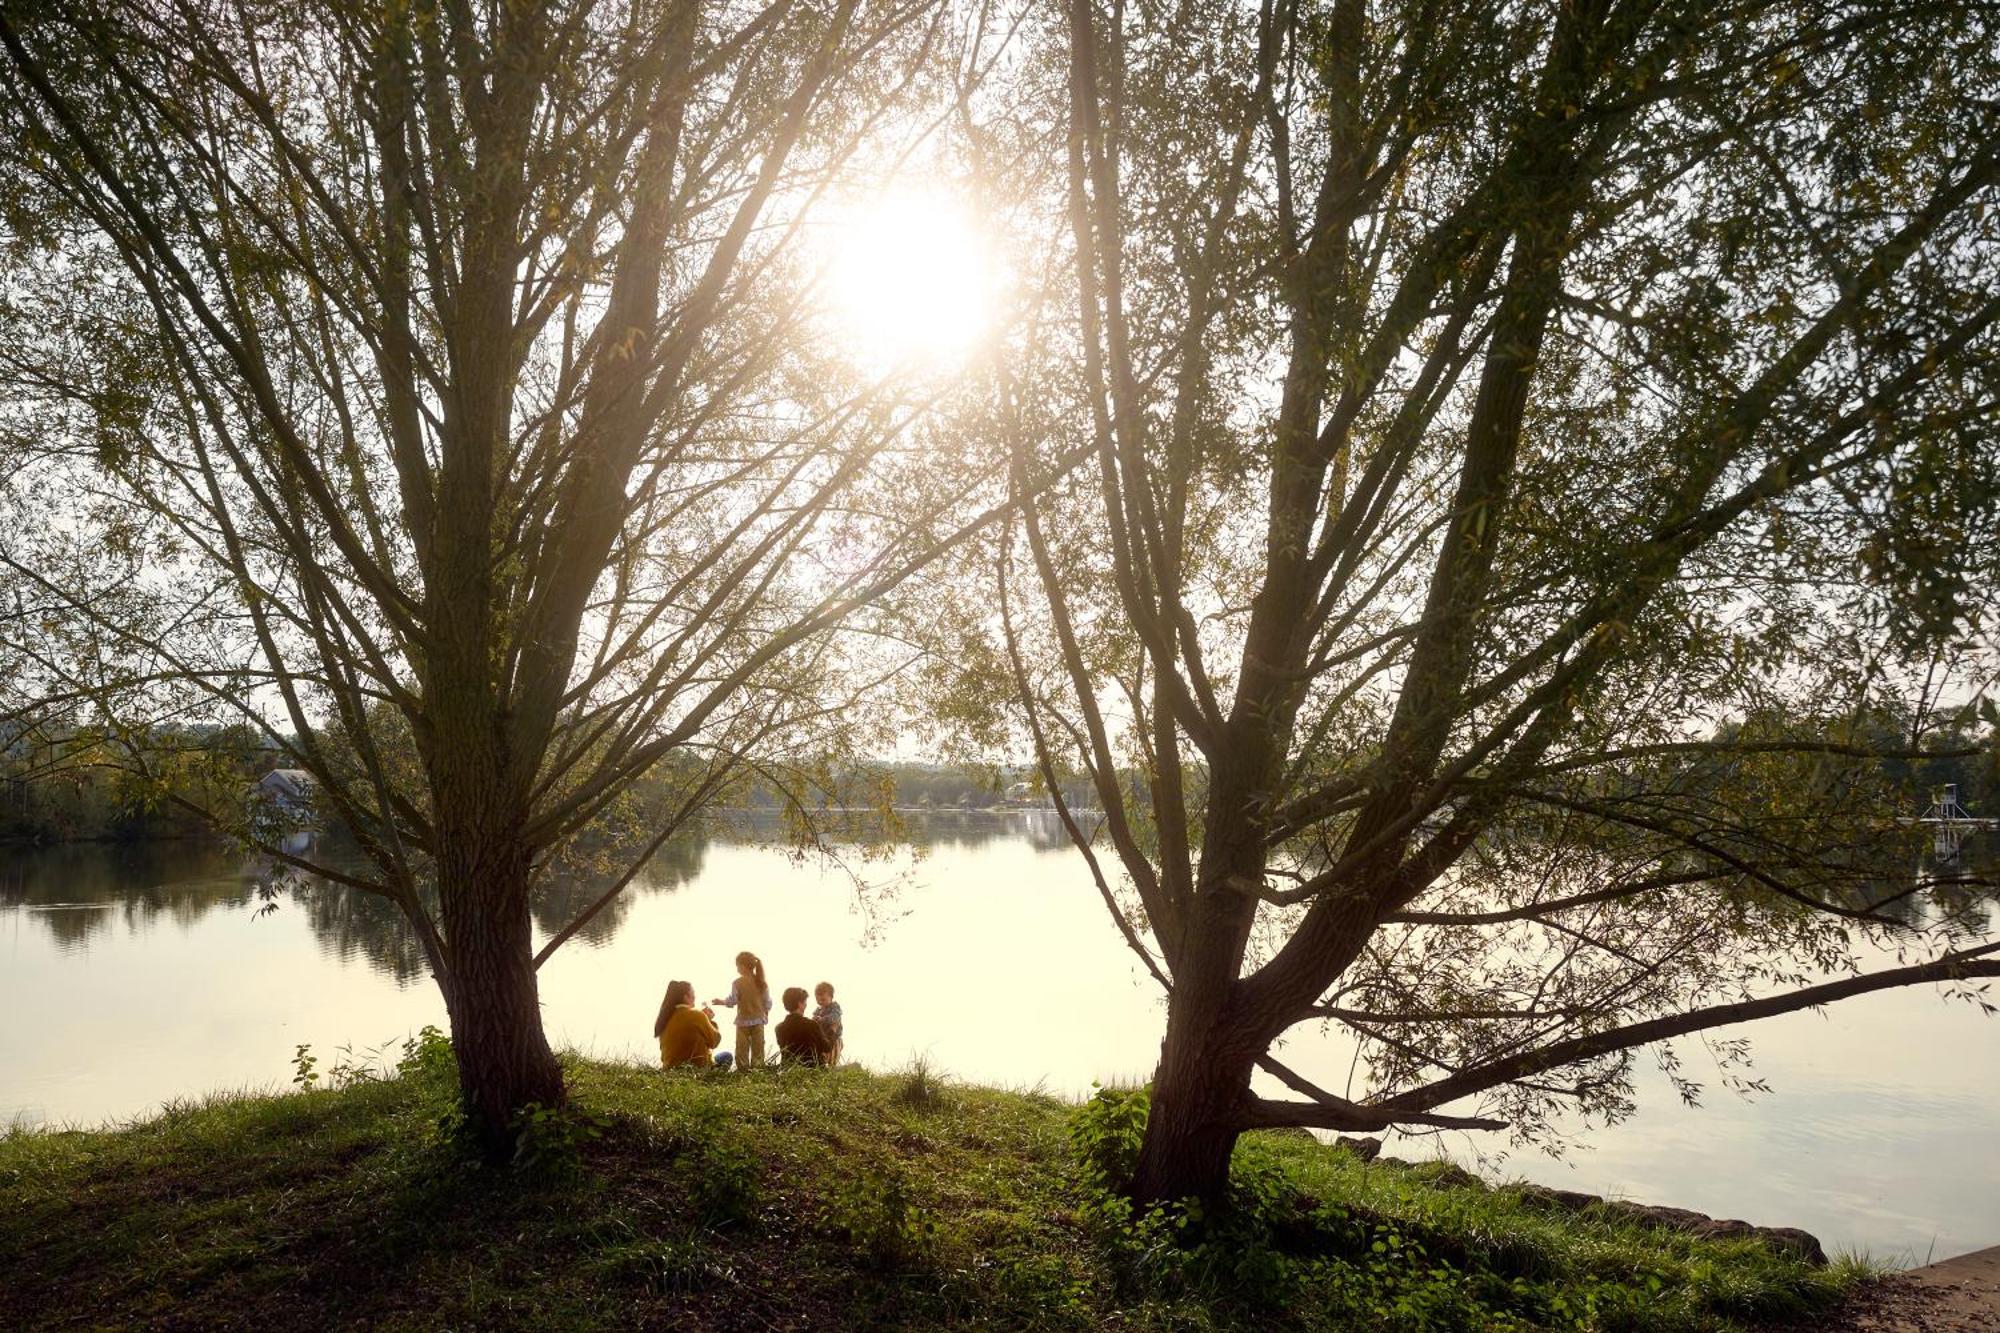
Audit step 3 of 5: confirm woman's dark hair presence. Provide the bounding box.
[654,979,694,1036]
[782,985,809,1012]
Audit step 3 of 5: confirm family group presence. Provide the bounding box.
[653,950,845,1072]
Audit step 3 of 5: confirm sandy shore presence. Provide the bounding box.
[1813,1246,2000,1332]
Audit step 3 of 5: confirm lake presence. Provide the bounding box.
[2,813,1993,1264]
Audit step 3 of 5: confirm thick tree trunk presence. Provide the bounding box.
[1131,990,1257,1205]
[1126,778,1275,1207]
[437,842,565,1159]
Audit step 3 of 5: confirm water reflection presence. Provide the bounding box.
[531,834,710,951]
[0,809,1083,971]
[0,842,257,952]
[2,812,1993,1263]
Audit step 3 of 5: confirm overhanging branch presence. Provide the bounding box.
[1248,1054,1507,1132]
[1380,945,2000,1114]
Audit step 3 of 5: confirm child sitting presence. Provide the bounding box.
[813,981,844,1067]
[774,986,835,1067]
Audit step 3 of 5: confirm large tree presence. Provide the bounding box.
[985,0,2000,1204]
[0,0,1001,1149]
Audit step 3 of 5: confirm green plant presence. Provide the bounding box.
[509,1102,607,1180]
[325,1040,396,1090]
[1064,1090,1548,1324]
[396,1025,455,1084]
[665,1105,761,1227]
[1067,1085,1148,1194]
[290,1044,318,1089]
[0,1056,1860,1331]
[820,1165,939,1269]
[594,1231,739,1296]
[892,1055,952,1112]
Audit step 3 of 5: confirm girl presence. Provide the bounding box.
[654,979,720,1069]
[710,951,772,1069]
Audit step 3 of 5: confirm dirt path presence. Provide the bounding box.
[1816,1246,2000,1332]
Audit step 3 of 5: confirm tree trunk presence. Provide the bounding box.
[437,843,565,1159]
[1127,798,1272,1206]
[1131,982,1257,1207]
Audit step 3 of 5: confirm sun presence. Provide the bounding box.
[821,188,1001,374]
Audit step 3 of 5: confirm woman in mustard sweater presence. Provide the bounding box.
[654,979,721,1069]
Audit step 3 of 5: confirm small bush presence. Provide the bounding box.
[819,1164,939,1269]
[1067,1085,1148,1193]
[396,1025,455,1085]
[510,1102,607,1181]
[892,1055,953,1113]
[662,1105,762,1227]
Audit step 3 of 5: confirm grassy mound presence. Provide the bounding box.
[0,1050,1862,1330]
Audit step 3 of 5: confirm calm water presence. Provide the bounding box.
[1,814,1993,1264]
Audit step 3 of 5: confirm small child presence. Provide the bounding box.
[812,981,844,1068]
[774,986,834,1067]
[710,950,772,1069]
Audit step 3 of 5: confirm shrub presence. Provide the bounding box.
[396,1025,455,1085]
[1066,1085,1148,1194]
[819,1165,939,1269]
[510,1102,607,1181]
[892,1055,953,1113]
[663,1105,762,1227]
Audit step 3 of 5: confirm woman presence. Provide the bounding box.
[654,979,721,1069]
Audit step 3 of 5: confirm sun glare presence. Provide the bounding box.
[822,189,1001,374]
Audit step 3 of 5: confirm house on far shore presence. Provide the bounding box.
[256,768,319,819]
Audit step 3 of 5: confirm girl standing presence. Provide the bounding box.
[710,951,772,1069]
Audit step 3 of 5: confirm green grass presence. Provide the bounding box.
[0,1054,1865,1331]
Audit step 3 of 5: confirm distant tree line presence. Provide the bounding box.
[720,762,1101,812]
[0,723,280,843]
[0,736,1114,845]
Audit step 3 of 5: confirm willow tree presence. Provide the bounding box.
[0,0,1000,1148]
[987,0,2000,1203]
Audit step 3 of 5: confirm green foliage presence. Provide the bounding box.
[0,1058,1860,1331]
[385,1025,472,1157]
[295,1026,455,1102]
[818,1164,940,1269]
[589,1227,740,1296]
[0,727,253,845]
[891,1054,955,1113]
[396,1025,455,1084]
[509,1102,609,1182]
[1063,1094,1852,1331]
[1067,1084,1149,1193]
[660,1104,762,1228]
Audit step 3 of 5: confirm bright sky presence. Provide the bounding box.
[820,186,1004,375]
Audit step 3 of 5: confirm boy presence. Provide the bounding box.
[813,981,845,1068]
[774,986,835,1067]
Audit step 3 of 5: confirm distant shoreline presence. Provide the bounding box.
[0,804,1102,845]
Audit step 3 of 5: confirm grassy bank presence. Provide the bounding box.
[0,1048,1864,1331]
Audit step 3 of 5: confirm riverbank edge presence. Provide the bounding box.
[0,1055,1874,1331]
